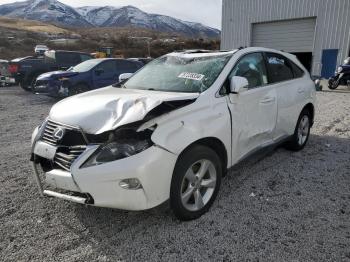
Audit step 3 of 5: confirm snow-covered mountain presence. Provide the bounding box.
[0,0,220,38]
[76,6,220,38]
[0,0,91,27]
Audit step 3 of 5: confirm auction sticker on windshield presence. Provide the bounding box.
[178,72,205,81]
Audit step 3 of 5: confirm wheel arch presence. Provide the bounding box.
[302,103,315,126]
[27,70,46,84]
[177,137,228,176]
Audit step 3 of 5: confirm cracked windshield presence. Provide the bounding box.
[124,54,232,93]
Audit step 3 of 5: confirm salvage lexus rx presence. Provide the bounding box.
[31,47,316,220]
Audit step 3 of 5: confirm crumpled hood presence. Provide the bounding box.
[49,86,199,134]
[38,70,79,80]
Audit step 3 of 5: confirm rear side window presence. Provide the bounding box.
[80,54,92,62]
[116,60,138,72]
[96,60,117,73]
[266,53,294,83]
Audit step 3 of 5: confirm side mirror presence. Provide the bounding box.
[95,68,104,76]
[119,73,133,82]
[230,76,249,93]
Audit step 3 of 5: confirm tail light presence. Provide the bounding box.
[9,64,19,74]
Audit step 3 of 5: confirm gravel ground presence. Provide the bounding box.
[0,85,349,262]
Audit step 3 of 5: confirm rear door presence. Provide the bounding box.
[92,60,118,88]
[227,52,277,163]
[264,52,305,139]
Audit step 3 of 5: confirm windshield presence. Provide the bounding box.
[123,53,232,93]
[69,59,101,73]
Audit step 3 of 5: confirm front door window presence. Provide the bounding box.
[230,53,268,89]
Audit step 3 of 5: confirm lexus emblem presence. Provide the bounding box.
[53,127,65,141]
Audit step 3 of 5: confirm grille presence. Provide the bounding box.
[42,120,60,145]
[41,120,88,171]
[54,146,86,171]
[42,120,87,146]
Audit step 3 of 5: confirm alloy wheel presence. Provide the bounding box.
[297,115,310,146]
[180,159,217,212]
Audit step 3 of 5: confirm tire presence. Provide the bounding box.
[68,83,88,96]
[29,76,39,92]
[170,145,222,221]
[328,78,339,90]
[19,81,31,91]
[285,109,311,151]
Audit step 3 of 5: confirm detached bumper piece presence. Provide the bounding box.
[43,190,89,204]
[31,158,94,205]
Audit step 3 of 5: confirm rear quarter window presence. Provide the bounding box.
[289,61,305,78]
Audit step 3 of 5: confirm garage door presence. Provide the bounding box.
[252,18,316,53]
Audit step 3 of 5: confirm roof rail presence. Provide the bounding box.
[179,49,216,54]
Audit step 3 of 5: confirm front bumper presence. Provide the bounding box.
[34,80,68,97]
[31,139,178,210]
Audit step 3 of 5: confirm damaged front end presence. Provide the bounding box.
[82,126,155,168]
[30,95,196,208]
[82,98,196,167]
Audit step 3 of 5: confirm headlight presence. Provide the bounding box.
[31,118,48,146]
[337,66,343,73]
[82,139,153,168]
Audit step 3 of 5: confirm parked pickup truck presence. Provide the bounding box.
[9,50,93,91]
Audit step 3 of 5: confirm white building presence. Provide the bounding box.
[221,0,350,77]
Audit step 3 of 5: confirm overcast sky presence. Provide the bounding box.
[0,0,223,29]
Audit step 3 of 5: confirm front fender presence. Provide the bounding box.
[150,97,232,165]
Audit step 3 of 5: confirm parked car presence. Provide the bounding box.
[34,45,49,56]
[0,59,9,86]
[9,50,93,91]
[34,58,143,97]
[0,59,15,87]
[30,47,316,220]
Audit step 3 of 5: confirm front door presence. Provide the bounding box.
[226,52,277,163]
[93,60,118,88]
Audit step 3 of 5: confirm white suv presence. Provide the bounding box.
[31,47,316,220]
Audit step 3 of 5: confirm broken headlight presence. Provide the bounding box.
[82,129,154,168]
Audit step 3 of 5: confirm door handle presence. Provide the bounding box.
[260,97,275,104]
[298,88,305,93]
